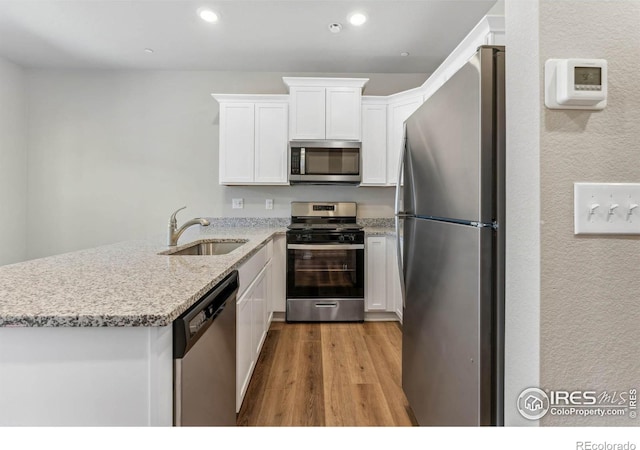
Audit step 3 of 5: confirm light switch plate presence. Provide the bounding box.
[574,182,640,234]
[232,198,244,209]
[265,199,273,210]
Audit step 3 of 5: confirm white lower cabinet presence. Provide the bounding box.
[271,234,286,313]
[386,235,403,320]
[236,289,253,412]
[365,235,403,318]
[236,240,274,412]
[365,236,387,311]
[251,263,268,361]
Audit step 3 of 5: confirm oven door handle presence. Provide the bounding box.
[287,244,364,250]
[314,302,338,308]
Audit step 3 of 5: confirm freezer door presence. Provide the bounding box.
[404,47,503,223]
[402,217,494,426]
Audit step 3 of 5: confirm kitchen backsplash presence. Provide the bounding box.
[358,218,394,227]
[202,217,290,228]
[201,217,394,228]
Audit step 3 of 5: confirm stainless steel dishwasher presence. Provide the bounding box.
[173,270,238,426]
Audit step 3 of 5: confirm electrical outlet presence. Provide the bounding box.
[232,198,244,209]
[265,199,274,210]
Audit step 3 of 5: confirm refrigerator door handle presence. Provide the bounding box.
[395,129,407,308]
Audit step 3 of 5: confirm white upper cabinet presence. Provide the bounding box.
[360,99,388,185]
[288,86,325,139]
[254,102,289,184]
[360,91,423,187]
[218,101,255,184]
[283,77,368,141]
[213,94,289,185]
[386,90,424,186]
[325,87,363,140]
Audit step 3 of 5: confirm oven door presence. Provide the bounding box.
[286,243,364,299]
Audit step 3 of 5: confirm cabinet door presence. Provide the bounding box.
[326,87,361,140]
[365,236,387,311]
[251,268,267,363]
[270,235,286,313]
[219,102,255,184]
[236,290,253,412]
[289,86,325,140]
[386,235,403,316]
[387,97,423,185]
[361,103,388,185]
[254,102,289,184]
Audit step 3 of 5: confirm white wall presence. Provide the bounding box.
[538,0,640,426]
[506,0,640,426]
[0,56,27,266]
[25,70,423,259]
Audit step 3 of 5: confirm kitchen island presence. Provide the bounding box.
[0,224,285,426]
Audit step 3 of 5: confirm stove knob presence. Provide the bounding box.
[338,235,345,242]
[349,235,356,241]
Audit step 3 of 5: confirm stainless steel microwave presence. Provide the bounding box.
[289,140,361,185]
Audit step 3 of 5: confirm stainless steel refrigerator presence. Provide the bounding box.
[395,46,505,426]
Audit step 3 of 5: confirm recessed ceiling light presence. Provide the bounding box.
[400,52,410,57]
[328,23,343,33]
[197,8,219,23]
[348,13,367,26]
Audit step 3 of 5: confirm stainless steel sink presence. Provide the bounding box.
[164,240,247,256]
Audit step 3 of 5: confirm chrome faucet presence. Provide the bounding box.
[168,206,210,246]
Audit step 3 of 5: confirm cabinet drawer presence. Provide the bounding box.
[238,245,267,296]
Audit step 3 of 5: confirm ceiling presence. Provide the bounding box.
[0,0,498,73]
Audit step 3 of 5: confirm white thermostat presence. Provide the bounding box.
[545,58,607,110]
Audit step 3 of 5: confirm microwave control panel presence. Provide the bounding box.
[291,148,301,174]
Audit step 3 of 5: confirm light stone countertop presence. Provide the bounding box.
[0,226,285,327]
[0,221,396,328]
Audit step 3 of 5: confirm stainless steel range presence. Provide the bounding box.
[286,202,365,322]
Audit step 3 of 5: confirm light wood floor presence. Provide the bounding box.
[237,320,417,426]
